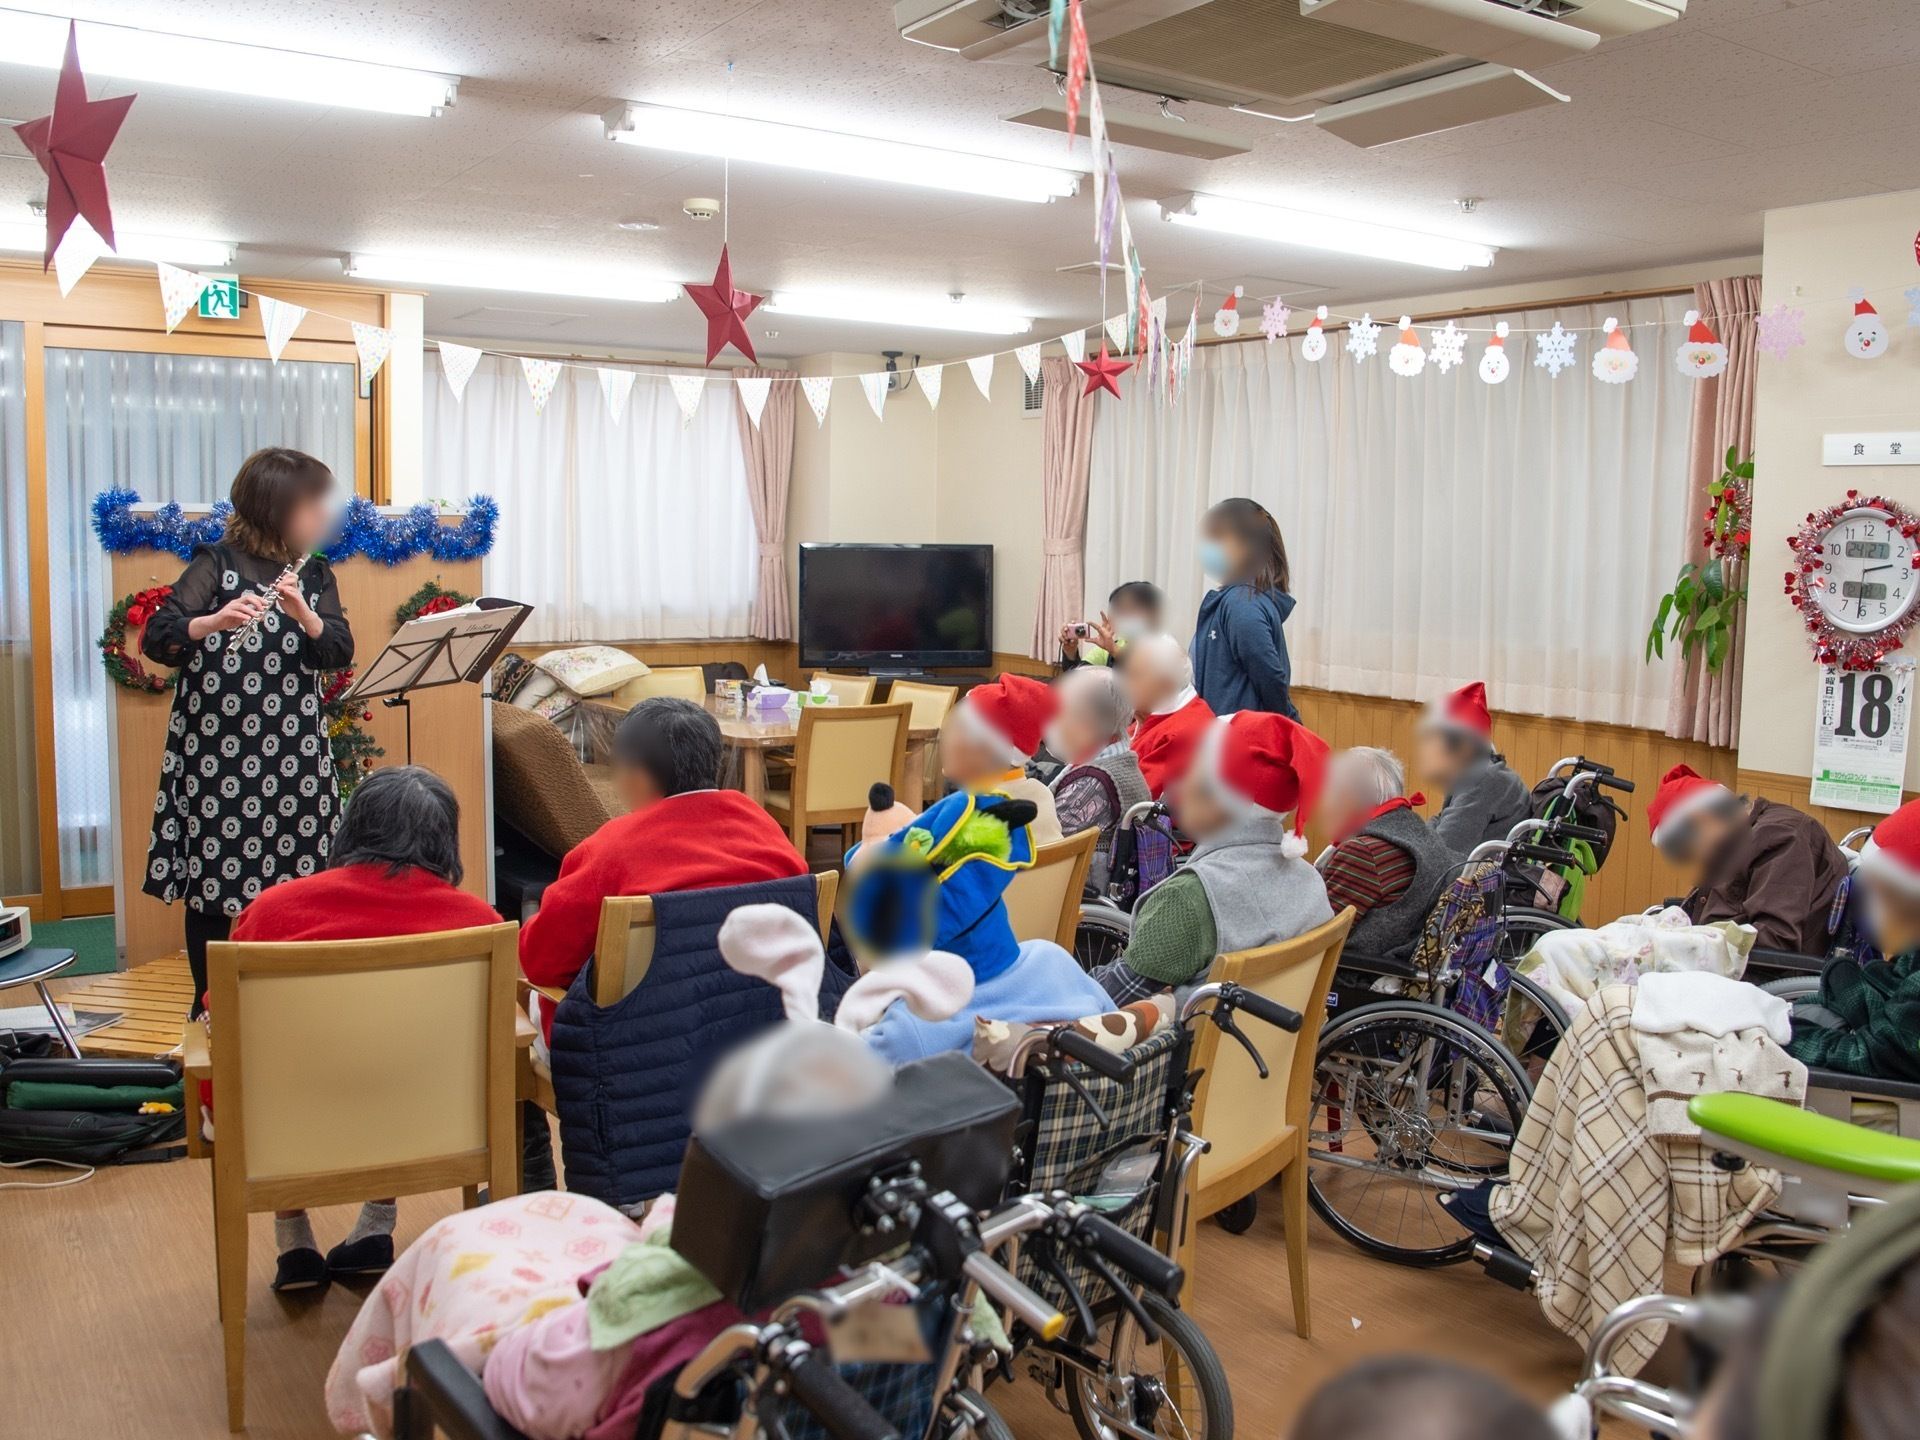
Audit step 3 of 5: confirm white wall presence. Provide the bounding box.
[933,359,1045,655]
[1742,187,1920,782]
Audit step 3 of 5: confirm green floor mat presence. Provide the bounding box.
[28,916,119,977]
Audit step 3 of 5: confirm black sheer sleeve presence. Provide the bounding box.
[141,547,223,666]
[300,559,356,670]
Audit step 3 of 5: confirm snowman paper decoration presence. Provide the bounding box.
[1477,321,1510,384]
[1674,310,1728,379]
[1300,306,1329,362]
[1844,289,1890,360]
[1213,285,1244,338]
[1591,317,1638,384]
[1388,316,1426,377]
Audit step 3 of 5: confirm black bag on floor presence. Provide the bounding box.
[0,1055,185,1164]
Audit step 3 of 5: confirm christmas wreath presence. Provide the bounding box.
[1785,489,1920,672]
[395,580,474,628]
[99,585,179,693]
[321,669,384,800]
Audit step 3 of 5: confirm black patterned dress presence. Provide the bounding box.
[141,543,356,918]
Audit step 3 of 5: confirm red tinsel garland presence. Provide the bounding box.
[1783,489,1920,671]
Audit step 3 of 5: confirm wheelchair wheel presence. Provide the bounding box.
[1075,904,1133,973]
[940,1385,1014,1440]
[1308,1001,1533,1267]
[1213,1194,1257,1234]
[1501,972,1570,1083]
[1067,1293,1233,1440]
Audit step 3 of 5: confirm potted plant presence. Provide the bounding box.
[1646,447,1753,672]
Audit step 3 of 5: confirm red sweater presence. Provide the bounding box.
[519,791,807,1023]
[231,863,501,943]
[1129,694,1215,798]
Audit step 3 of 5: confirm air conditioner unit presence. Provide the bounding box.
[1314,63,1568,146]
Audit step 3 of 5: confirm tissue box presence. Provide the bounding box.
[750,686,794,714]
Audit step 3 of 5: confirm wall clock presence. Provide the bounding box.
[1785,491,1920,669]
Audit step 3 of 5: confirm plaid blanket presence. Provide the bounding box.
[1487,986,1781,1374]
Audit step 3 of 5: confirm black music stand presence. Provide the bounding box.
[342,598,533,762]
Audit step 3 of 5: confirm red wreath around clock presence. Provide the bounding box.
[1784,489,1920,671]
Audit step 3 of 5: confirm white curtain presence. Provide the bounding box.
[1086,294,1693,729]
[424,357,757,642]
[0,323,38,895]
[42,348,358,889]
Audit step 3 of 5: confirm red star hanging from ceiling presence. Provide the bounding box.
[683,244,764,365]
[1076,342,1132,398]
[13,22,135,270]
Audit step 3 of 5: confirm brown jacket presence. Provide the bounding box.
[1683,798,1848,956]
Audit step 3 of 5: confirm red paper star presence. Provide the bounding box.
[13,23,135,270]
[1076,343,1132,398]
[683,244,764,365]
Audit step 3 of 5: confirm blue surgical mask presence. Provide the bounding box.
[1198,540,1230,581]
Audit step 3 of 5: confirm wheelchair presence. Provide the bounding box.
[1071,799,1182,972]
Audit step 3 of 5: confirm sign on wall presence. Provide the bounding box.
[1811,658,1916,813]
[197,273,241,320]
[1822,431,1920,467]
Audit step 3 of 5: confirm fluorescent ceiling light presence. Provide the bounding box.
[605,102,1080,204]
[0,219,232,268]
[766,291,1033,335]
[0,8,458,116]
[347,253,680,304]
[1159,192,1497,272]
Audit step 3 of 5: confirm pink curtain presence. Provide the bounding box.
[1666,275,1760,746]
[1030,355,1096,662]
[733,366,797,640]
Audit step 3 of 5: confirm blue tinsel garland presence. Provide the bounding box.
[90,489,499,565]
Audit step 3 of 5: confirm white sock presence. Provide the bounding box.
[274,1212,317,1255]
[346,1200,397,1245]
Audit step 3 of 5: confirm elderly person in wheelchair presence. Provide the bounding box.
[1314,746,1454,965]
[1046,665,1151,898]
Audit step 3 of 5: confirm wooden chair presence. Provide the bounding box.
[1176,907,1352,1338]
[809,671,878,706]
[610,666,707,704]
[762,703,911,853]
[1002,826,1099,950]
[884,678,959,730]
[202,923,522,1430]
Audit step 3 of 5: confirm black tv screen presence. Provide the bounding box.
[798,544,993,670]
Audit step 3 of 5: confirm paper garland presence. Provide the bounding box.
[1014,343,1042,386]
[801,375,833,427]
[736,375,772,429]
[259,296,307,364]
[859,371,889,421]
[967,354,994,401]
[156,263,208,333]
[439,343,484,403]
[919,364,944,412]
[1104,312,1127,352]
[598,367,636,424]
[521,356,562,415]
[352,321,393,386]
[52,219,108,297]
[669,373,706,425]
[1060,330,1086,363]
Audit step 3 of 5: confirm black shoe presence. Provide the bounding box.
[1438,1179,1510,1248]
[271,1247,330,1294]
[325,1232,394,1278]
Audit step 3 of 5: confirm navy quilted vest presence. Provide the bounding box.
[548,875,849,1207]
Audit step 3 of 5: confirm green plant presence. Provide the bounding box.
[1646,447,1753,673]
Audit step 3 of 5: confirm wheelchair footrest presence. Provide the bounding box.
[1472,1241,1539,1292]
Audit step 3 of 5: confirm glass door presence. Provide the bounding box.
[0,321,39,899]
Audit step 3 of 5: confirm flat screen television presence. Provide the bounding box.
[798,543,993,671]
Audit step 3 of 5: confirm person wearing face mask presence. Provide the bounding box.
[1059,580,1164,669]
[1046,667,1150,895]
[1189,497,1299,719]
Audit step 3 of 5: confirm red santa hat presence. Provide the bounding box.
[1685,310,1720,346]
[1419,681,1494,740]
[1857,797,1920,896]
[1306,306,1326,333]
[956,673,1057,765]
[1219,286,1241,317]
[1853,291,1879,320]
[1198,711,1329,856]
[1646,763,1733,847]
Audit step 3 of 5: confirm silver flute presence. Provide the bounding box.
[225,563,300,650]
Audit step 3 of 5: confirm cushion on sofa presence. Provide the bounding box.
[532,645,650,698]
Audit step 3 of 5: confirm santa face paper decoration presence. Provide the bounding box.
[1844,289,1890,360]
[1478,322,1510,385]
[1674,309,1728,379]
[1300,306,1329,363]
[1212,285,1244,338]
[1591,316,1638,384]
[1388,316,1425,378]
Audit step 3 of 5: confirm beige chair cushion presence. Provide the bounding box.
[532,645,650,698]
[490,700,617,858]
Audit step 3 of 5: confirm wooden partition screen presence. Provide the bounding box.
[111,529,489,965]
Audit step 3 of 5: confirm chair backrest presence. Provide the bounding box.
[592,872,840,1006]
[489,700,614,858]
[1002,827,1100,950]
[884,679,958,731]
[207,923,521,1211]
[614,666,707,704]
[810,671,878,707]
[1187,908,1354,1204]
[793,703,912,820]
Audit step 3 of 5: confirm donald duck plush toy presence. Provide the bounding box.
[842,787,1112,1065]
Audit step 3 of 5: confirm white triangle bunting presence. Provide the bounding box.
[918,363,944,411]
[157,263,209,333]
[801,374,833,427]
[1104,312,1127,351]
[259,296,308,364]
[735,375,773,430]
[52,220,108,297]
[670,373,706,426]
[598,367,636,423]
[352,321,393,386]
[1015,343,1042,386]
[438,343,484,403]
[966,353,994,401]
[1060,330,1086,364]
[520,356,562,415]
[859,371,888,421]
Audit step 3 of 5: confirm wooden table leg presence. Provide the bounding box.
[900,741,926,811]
[740,746,768,806]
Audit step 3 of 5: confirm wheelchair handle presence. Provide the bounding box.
[779,1346,902,1440]
[1545,821,1609,844]
[1594,773,1635,793]
[1073,1212,1185,1300]
[963,1251,1069,1341]
[1509,843,1577,867]
[1221,984,1303,1034]
[1050,1027,1134,1081]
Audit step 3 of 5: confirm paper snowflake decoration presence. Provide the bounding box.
[1533,321,1578,378]
[1757,303,1806,360]
[1906,285,1920,329]
[1260,297,1291,343]
[1346,313,1381,364]
[1428,320,1467,374]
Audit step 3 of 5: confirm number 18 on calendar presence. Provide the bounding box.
[1812,659,1916,813]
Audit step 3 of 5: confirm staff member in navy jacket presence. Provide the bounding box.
[1189,497,1299,720]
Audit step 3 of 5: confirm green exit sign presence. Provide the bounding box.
[198,274,242,320]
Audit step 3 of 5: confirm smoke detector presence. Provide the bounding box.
[683,197,721,222]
